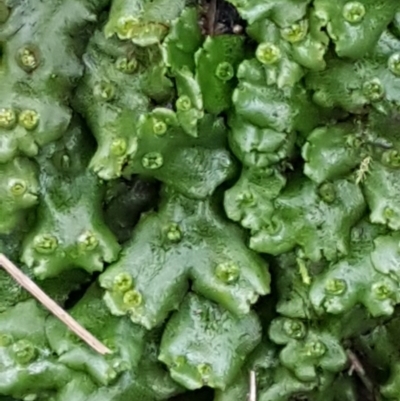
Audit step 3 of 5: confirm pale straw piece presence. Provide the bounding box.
[0,253,112,355]
[248,370,257,401]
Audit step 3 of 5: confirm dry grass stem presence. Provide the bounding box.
[347,349,374,393]
[248,370,257,401]
[0,253,112,355]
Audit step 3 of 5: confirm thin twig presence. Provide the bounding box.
[207,0,217,35]
[0,253,112,355]
[248,370,257,401]
[347,349,374,393]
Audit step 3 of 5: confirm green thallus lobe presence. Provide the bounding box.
[0,2,10,23]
